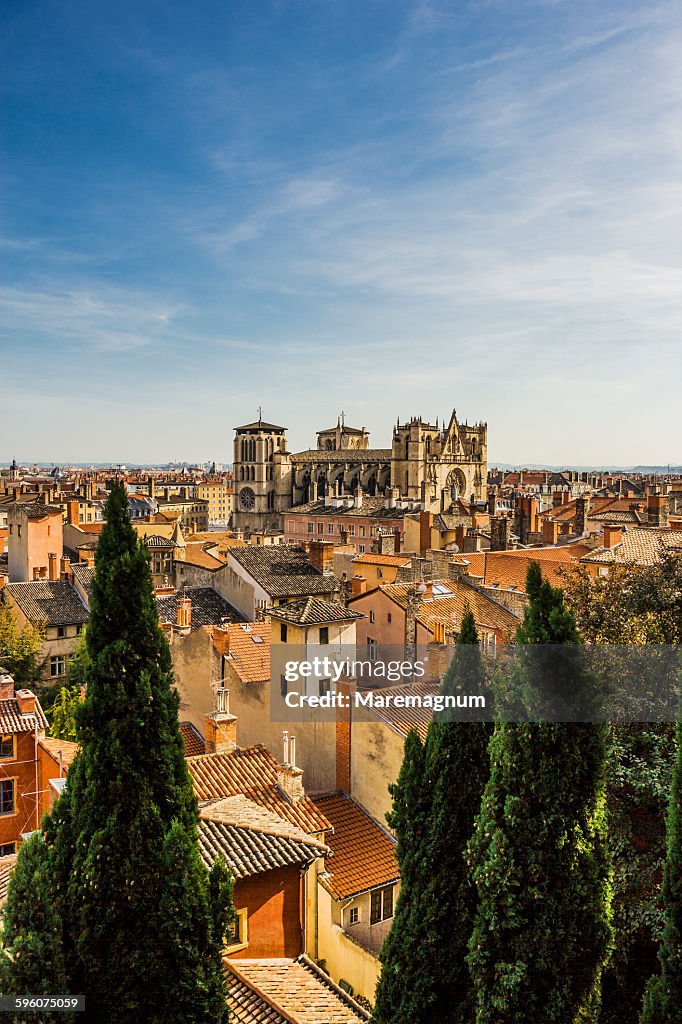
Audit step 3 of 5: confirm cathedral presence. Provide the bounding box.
[232,410,487,533]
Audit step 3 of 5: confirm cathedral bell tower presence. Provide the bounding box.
[232,412,287,534]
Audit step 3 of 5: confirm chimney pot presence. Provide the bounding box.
[0,672,15,701]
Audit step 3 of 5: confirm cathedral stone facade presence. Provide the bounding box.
[232,411,487,534]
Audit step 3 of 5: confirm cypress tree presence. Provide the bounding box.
[373,729,431,1024]
[640,701,682,1023]
[1,481,232,1023]
[420,606,492,1023]
[0,834,68,1007]
[467,561,612,1023]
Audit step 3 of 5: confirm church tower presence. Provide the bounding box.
[232,413,288,534]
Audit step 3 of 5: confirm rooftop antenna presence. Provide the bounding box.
[257,406,262,426]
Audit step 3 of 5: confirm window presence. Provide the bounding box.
[387,613,392,624]
[347,525,355,536]
[317,523,324,534]
[0,842,16,856]
[359,526,366,537]
[319,678,331,697]
[327,523,334,535]
[348,906,359,926]
[370,886,394,924]
[50,655,66,678]
[226,907,248,951]
[377,567,383,579]
[57,626,66,639]
[358,545,365,554]
[280,675,288,698]
[319,627,329,645]
[280,623,288,643]
[369,611,375,624]
[0,779,14,816]
[307,522,314,534]
[0,735,14,759]
[367,638,378,662]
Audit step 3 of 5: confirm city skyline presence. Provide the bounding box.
[2,0,682,464]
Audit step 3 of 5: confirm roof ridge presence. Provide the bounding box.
[224,960,303,1024]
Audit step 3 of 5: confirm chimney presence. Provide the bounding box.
[490,516,510,552]
[647,493,669,528]
[354,486,363,509]
[67,500,80,526]
[0,672,15,700]
[204,688,237,753]
[324,482,333,508]
[574,496,590,536]
[176,596,192,631]
[16,688,36,716]
[384,486,397,510]
[309,540,334,575]
[277,731,304,803]
[335,679,355,792]
[48,551,59,581]
[487,487,497,516]
[427,633,449,679]
[542,519,560,545]
[377,530,395,556]
[603,525,623,549]
[419,510,433,557]
[60,556,72,581]
[351,575,367,597]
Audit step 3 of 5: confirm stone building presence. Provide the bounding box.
[232,410,487,534]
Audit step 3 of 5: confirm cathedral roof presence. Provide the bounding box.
[235,420,286,432]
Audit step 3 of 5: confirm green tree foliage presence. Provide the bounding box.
[467,562,612,1023]
[47,686,81,742]
[640,704,682,1023]
[1,481,232,1024]
[373,730,431,1024]
[0,834,69,1023]
[373,606,491,1024]
[421,606,491,1023]
[562,558,680,1023]
[0,603,45,684]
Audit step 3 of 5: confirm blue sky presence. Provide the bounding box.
[2,0,681,466]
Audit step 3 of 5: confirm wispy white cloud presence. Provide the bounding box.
[0,283,183,353]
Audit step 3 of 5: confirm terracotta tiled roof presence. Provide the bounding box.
[182,543,226,570]
[71,563,96,601]
[6,581,89,626]
[228,547,337,599]
[187,745,331,836]
[225,957,371,1023]
[156,587,243,631]
[352,553,411,567]
[223,623,271,684]
[267,599,363,626]
[38,736,79,769]
[373,579,518,634]
[143,535,178,549]
[313,793,398,901]
[0,696,48,734]
[457,546,589,591]
[180,721,206,757]
[581,528,682,566]
[198,796,328,878]
[354,679,439,742]
[7,502,63,518]
[0,854,17,905]
[284,496,411,519]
